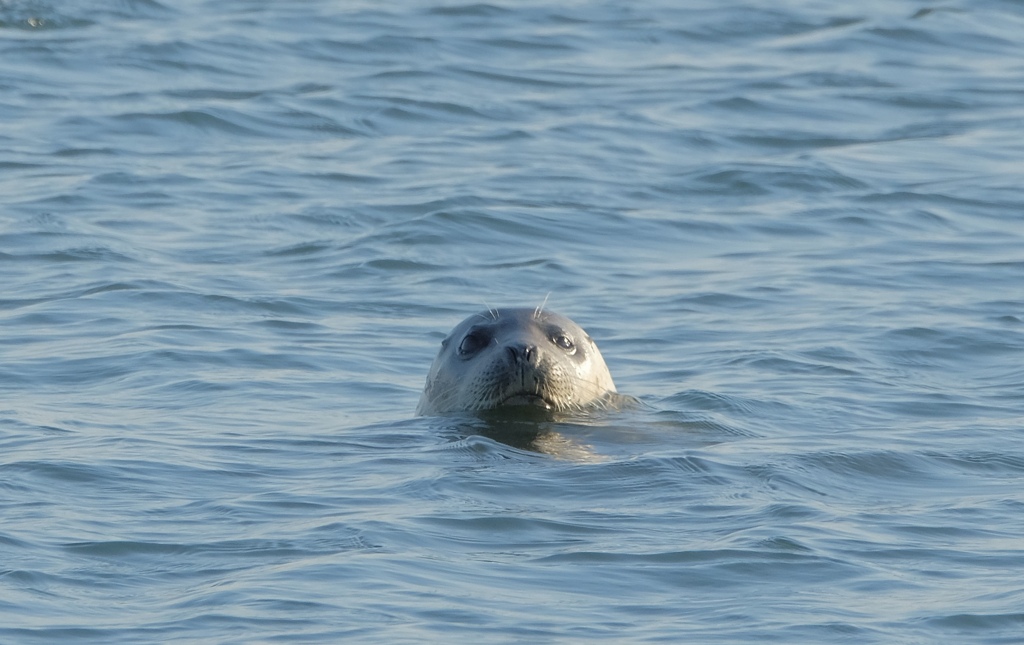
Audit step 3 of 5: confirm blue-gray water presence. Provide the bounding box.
[3,0,1024,642]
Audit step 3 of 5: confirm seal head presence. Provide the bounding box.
[416,308,617,416]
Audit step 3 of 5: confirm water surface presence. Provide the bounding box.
[2,1,1024,643]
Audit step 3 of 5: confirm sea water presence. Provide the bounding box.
[2,1,1023,642]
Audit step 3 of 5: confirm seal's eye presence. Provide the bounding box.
[551,333,575,353]
[458,331,488,356]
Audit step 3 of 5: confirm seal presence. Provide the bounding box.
[416,307,618,416]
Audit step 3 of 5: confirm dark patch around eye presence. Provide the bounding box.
[458,330,489,356]
[551,331,576,352]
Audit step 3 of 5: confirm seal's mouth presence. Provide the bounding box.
[499,392,553,410]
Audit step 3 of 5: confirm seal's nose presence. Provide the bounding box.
[506,342,537,364]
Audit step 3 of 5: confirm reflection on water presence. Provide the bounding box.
[424,392,651,459]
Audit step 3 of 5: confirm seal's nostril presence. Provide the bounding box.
[506,343,538,363]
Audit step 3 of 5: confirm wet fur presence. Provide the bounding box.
[417,307,616,416]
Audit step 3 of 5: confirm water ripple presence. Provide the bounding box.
[3,0,1024,642]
